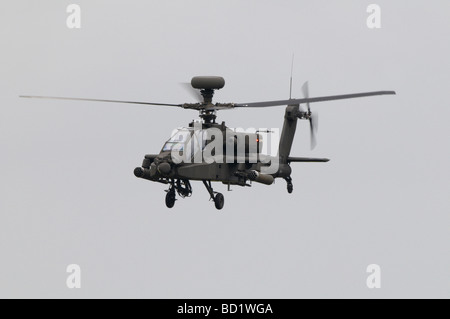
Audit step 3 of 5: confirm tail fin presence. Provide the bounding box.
[279,105,300,163]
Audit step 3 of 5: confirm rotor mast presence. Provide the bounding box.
[199,88,217,123]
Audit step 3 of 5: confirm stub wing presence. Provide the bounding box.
[288,157,330,163]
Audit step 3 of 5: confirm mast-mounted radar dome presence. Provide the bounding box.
[191,76,225,90]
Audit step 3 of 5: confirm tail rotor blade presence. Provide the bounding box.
[309,112,318,150]
[302,81,318,149]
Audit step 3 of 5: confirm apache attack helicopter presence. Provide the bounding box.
[21,76,395,210]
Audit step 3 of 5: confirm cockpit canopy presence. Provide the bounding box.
[162,128,193,152]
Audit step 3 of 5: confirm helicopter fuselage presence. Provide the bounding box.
[134,121,282,187]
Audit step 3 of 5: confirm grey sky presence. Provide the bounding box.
[0,0,449,298]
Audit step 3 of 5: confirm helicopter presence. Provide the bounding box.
[21,76,395,210]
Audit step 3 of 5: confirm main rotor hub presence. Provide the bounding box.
[200,89,214,104]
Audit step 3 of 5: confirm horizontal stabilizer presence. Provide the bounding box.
[288,157,330,163]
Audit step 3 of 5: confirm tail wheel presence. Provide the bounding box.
[285,177,293,194]
[165,191,176,208]
[214,193,225,210]
[287,183,293,194]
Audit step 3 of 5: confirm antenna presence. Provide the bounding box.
[289,54,295,99]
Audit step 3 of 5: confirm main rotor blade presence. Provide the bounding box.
[19,95,183,107]
[179,82,203,103]
[235,91,396,108]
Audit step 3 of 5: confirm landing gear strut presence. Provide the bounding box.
[203,180,224,210]
[164,179,193,208]
[285,177,293,194]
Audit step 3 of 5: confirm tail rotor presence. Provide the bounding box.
[302,81,319,150]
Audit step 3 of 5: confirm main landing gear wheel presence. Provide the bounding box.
[214,193,225,210]
[203,180,224,210]
[165,190,176,208]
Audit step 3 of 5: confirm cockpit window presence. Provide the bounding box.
[162,129,192,152]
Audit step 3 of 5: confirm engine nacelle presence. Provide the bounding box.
[225,131,262,156]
